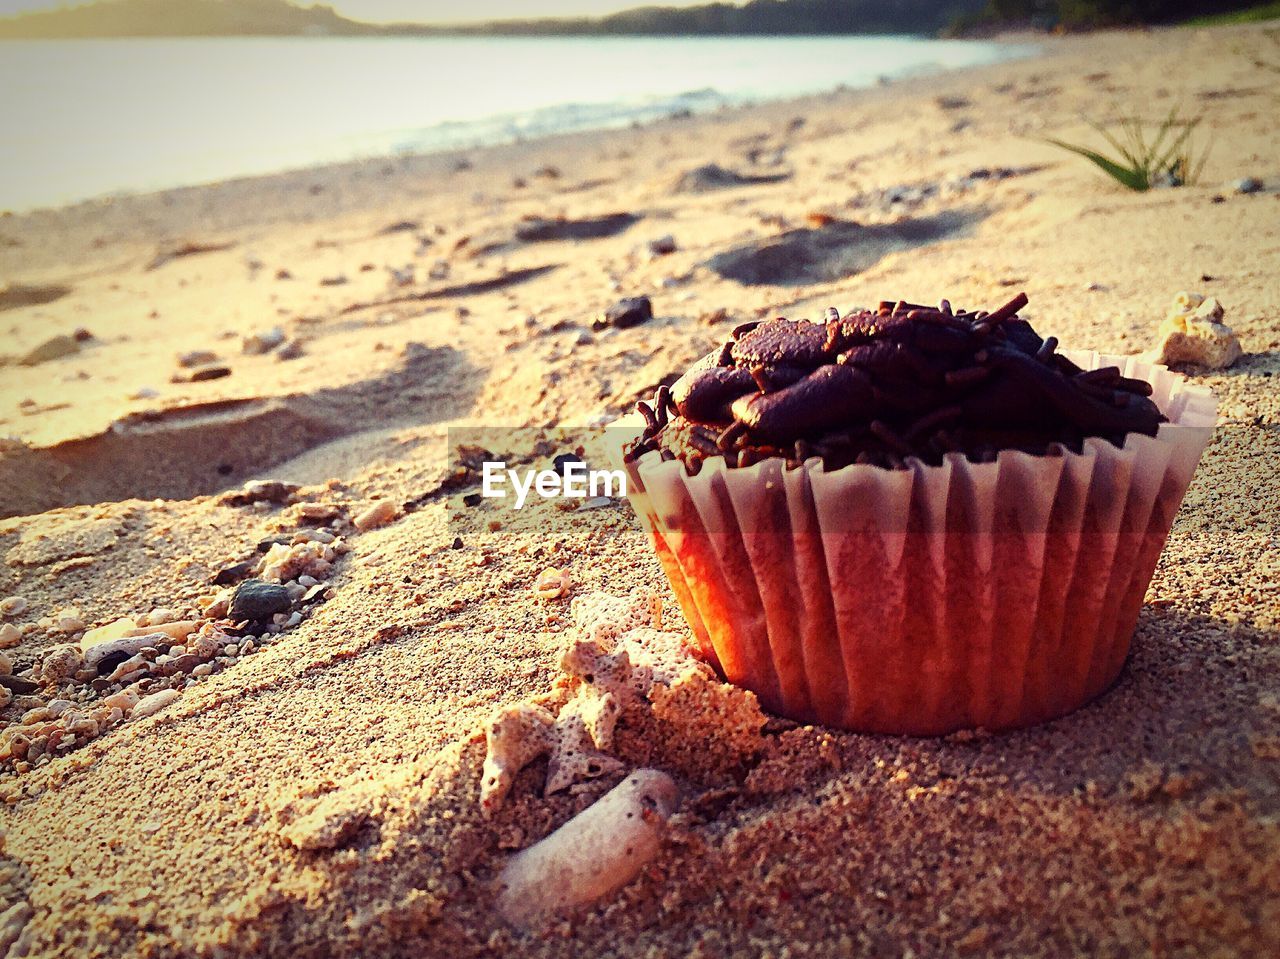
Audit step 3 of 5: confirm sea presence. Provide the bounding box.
[0,35,1036,212]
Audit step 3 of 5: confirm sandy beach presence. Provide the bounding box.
[1,21,1278,957]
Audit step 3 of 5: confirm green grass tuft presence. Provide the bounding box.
[1042,108,1211,192]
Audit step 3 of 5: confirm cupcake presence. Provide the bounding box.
[619,294,1216,735]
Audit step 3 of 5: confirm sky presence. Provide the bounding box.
[0,0,729,24]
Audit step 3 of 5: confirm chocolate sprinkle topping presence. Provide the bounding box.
[625,293,1166,472]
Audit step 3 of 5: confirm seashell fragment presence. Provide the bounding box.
[496,769,679,928]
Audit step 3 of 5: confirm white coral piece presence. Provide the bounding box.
[480,591,707,811]
[1144,290,1242,370]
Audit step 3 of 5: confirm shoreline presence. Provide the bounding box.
[0,32,1046,225]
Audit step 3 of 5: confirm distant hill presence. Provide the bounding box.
[0,0,377,38]
[0,0,990,39]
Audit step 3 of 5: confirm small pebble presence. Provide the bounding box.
[1234,176,1263,194]
[132,689,179,719]
[229,580,292,621]
[0,623,20,649]
[0,597,28,619]
[353,499,397,531]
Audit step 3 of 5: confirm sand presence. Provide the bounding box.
[0,21,1278,958]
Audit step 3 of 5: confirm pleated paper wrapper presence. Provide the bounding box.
[614,352,1217,734]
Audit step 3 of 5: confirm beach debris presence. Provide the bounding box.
[18,334,79,366]
[534,568,571,601]
[146,240,235,271]
[213,560,256,586]
[353,499,397,532]
[229,580,292,622]
[594,296,653,331]
[1233,176,1263,194]
[275,268,293,280]
[0,281,70,312]
[496,769,680,928]
[378,219,420,235]
[673,162,789,193]
[177,349,219,368]
[515,213,640,244]
[0,597,27,619]
[481,590,703,809]
[172,363,231,383]
[35,645,83,685]
[131,689,179,720]
[242,326,286,355]
[218,479,299,507]
[1144,291,1242,370]
[387,264,415,288]
[647,235,677,257]
[0,625,21,649]
[320,274,349,287]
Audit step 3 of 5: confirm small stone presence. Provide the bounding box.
[276,339,305,361]
[19,334,79,366]
[353,499,397,532]
[39,645,83,684]
[189,633,220,659]
[192,663,214,677]
[0,676,38,695]
[144,608,179,626]
[0,624,20,649]
[213,560,256,586]
[100,690,139,713]
[576,496,613,511]
[177,349,219,368]
[230,580,292,621]
[1233,176,1263,194]
[175,364,232,383]
[79,618,138,648]
[0,597,28,619]
[647,235,677,257]
[594,296,653,331]
[171,654,204,673]
[133,689,179,719]
[242,326,286,354]
[0,652,11,676]
[57,611,86,633]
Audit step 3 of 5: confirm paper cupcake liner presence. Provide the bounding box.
[617,351,1216,734]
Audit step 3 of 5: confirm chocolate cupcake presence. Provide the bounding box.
[619,294,1216,734]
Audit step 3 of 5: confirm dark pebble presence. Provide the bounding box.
[0,675,39,695]
[229,580,292,621]
[171,654,204,674]
[552,453,584,476]
[213,560,257,586]
[595,296,653,331]
[451,536,465,550]
[257,535,292,553]
[462,492,483,507]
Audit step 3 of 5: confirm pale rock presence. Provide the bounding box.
[0,652,11,675]
[0,623,20,649]
[79,617,138,649]
[38,644,83,684]
[132,688,180,719]
[353,499,397,532]
[242,326,285,355]
[83,633,166,668]
[0,597,28,619]
[100,690,139,713]
[1144,291,1242,370]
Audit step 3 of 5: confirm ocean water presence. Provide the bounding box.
[0,35,1035,212]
